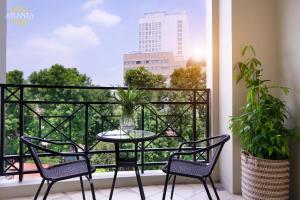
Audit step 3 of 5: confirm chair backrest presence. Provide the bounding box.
[20,136,48,177]
[205,134,230,174]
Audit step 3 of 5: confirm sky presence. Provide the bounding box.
[7,0,207,86]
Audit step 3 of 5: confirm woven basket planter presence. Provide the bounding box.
[241,152,290,200]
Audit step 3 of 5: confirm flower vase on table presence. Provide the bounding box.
[120,113,136,130]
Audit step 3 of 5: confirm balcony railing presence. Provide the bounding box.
[0,84,210,181]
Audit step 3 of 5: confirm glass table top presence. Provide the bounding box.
[96,130,157,143]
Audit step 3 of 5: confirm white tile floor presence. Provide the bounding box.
[6,184,243,200]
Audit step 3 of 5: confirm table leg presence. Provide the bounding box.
[109,143,120,200]
[109,168,118,200]
[134,143,146,200]
[110,142,146,200]
[135,165,145,200]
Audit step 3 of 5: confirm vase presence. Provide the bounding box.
[120,114,136,130]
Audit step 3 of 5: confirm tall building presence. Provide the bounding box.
[124,11,190,85]
[138,11,190,59]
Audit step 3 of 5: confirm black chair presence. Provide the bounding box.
[21,136,97,200]
[162,134,230,200]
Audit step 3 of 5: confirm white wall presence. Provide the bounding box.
[0,0,6,83]
[218,0,236,193]
[217,0,280,194]
[206,0,220,181]
[277,0,300,199]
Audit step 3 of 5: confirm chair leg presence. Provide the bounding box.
[80,176,86,200]
[88,174,97,200]
[43,181,54,200]
[34,179,45,200]
[170,175,176,200]
[209,176,220,200]
[162,172,170,200]
[201,178,212,200]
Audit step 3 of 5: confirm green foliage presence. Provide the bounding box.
[230,45,296,160]
[170,65,206,89]
[6,70,25,84]
[170,66,207,136]
[4,64,111,154]
[5,63,208,171]
[113,88,147,118]
[124,66,166,88]
[29,64,91,86]
[5,70,26,154]
[91,142,115,170]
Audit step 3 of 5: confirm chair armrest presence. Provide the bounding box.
[46,140,79,153]
[178,135,225,152]
[28,136,79,153]
[178,139,208,152]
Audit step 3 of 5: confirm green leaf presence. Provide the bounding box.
[229,44,296,160]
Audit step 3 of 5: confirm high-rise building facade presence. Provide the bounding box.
[138,11,190,59]
[124,11,190,85]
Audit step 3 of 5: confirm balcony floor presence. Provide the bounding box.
[6,183,243,200]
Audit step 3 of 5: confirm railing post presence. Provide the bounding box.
[38,116,42,138]
[206,90,210,162]
[0,86,5,176]
[155,116,158,134]
[69,117,72,140]
[19,86,24,182]
[179,116,182,136]
[192,90,197,161]
[101,116,104,132]
[141,105,145,173]
[85,104,89,153]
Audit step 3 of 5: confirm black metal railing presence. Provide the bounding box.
[0,84,210,181]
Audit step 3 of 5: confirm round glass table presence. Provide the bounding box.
[97,129,157,143]
[96,130,157,200]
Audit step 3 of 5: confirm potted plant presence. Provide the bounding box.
[230,45,297,200]
[113,87,146,130]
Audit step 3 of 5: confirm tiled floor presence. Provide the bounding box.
[6,183,243,200]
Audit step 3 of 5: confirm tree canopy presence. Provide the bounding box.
[29,64,92,86]
[124,66,166,88]
[186,56,206,69]
[6,70,25,84]
[170,66,206,89]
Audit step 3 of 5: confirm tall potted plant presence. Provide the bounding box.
[230,45,297,200]
[113,87,146,130]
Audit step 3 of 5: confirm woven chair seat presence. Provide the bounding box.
[162,159,210,178]
[44,160,96,181]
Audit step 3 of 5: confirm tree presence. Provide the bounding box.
[124,67,166,88]
[186,56,206,69]
[169,66,207,144]
[5,65,111,153]
[6,70,25,84]
[29,64,91,86]
[5,70,26,155]
[170,66,206,89]
[26,65,115,165]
